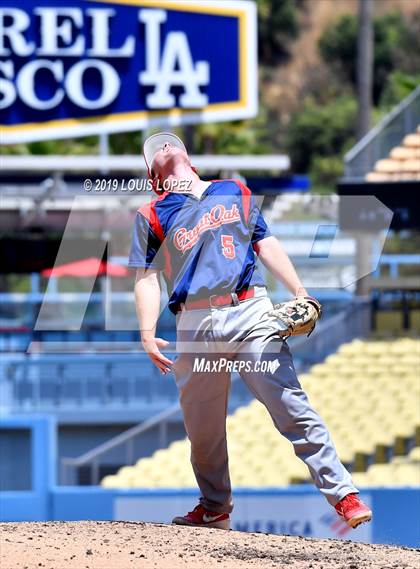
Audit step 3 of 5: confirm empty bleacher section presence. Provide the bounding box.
[101,338,420,489]
[365,128,420,182]
[371,292,420,335]
[1,352,256,428]
[352,448,420,487]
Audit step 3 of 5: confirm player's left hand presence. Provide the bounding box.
[266,296,322,339]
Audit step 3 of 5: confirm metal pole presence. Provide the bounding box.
[127,438,134,465]
[92,461,99,485]
[99,133,109,175]
[159,420,168,448]
[99,133,109,157]
[356,0,374,296]
[357,0,373,141]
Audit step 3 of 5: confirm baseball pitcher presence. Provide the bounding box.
[129,132,372,530]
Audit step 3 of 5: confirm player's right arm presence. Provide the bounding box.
[134,268,173,374]
[129,209,172,374]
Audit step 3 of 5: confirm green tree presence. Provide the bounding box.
[285,96,357,174]
[1,137,99,156]
[393,8,420,76]
[194,107,272,156]
[319,10,412,104]
[256,0,303,65]
[310,155,345,194]
[380,71,420,109]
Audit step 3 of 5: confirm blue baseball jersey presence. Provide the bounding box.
[128,179,271,313]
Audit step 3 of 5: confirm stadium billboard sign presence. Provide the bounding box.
[0,1,257,144]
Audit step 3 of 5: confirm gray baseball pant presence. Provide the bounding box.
[172,286,358,514]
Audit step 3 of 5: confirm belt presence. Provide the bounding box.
[176,287,255,312]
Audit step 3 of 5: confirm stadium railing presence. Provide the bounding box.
[344,85,420,181]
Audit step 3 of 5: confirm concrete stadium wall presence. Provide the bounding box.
[1,417,419,548]
[0,415,56,521]
[1,485,418,548]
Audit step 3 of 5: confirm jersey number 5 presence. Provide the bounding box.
[221,235,236,259]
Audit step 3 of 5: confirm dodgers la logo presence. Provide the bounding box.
[1,1,258,144]
[174,204,241,253]
[140,10,209,108]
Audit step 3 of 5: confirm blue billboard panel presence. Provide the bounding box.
[0,1,257,143]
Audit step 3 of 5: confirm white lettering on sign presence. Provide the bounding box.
[0,8,34,56]
[1,59,120,111]
[0,6,210,112]
[0,60,16,109]
[64,60,120,109]
[17,60,64,110]
[139,10,209,108]
[86,9,135,57]
[35,8,84,56]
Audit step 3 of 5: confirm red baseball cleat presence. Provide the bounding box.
[335,493,372,528]
[172,504,230,530]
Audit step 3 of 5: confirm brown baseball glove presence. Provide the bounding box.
[266,296,322,339]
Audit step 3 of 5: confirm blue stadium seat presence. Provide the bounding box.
[90,331,110,343]
[114,331,138,342]
[3,353,182,410]
[0,334,9,351]
[9,334,31,352]
[63,360,109,405]
[36,360,61,404]
[66,331,88,343]
[41,332,66,342]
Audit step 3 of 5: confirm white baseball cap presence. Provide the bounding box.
[143,132,188,173]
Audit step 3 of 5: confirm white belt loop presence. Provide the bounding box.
[231,292,240,306]
[254,285,267,298]
[209,294,218,309]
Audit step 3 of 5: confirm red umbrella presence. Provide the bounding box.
[41,257,128,278]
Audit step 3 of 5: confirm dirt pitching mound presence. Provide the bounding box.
[1,521,418,569]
